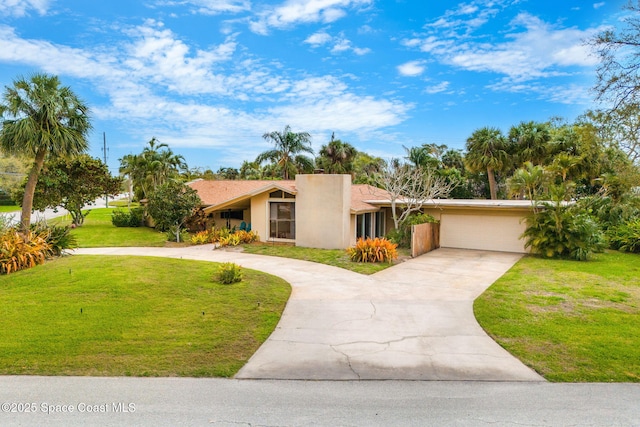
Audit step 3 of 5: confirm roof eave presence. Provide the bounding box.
[201,182,297,213]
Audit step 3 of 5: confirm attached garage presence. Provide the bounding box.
[440,213,526,253]
[423,200,534,254]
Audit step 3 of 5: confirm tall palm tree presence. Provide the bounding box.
[256,125,314,179]
[0,73,91,229]
[465,127,508,200]
[508,121,552,166]
[317,139,358,174]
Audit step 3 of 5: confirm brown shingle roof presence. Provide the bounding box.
[188,179,390,213]
[350,184,390,214]
[188,180,296,207]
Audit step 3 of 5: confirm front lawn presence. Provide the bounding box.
[52,208,167,247]
[0,205,19,212]
[242,243,407,275]
[0,255,290,377]
[475,251,640,382]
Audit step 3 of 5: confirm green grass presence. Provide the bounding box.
[0,255,290,377]
[242,243,407,275]
[108,200,141,208]
[51,208,168,247]
[475,251,640,382]
[0,205,19,212]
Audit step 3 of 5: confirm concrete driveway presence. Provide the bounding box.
[74,246,543,381]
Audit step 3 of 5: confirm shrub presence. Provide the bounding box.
[0,214,16,234]
[387,213,437,248]
[229,233,241,246]
[0,190,15,206]
[31,222,77,256]
[522,203,606,261]
[235,230,258,244]
[218,232,242,248]
[210,228,231,243]
[0,230,51,274]
[190,230,211,245]
[217,262,242,284]
[577,195,640,231]
[111,208,143,227]
[347,237,398,264]
[608,219,640,253]
[205,228,258,247]
[165,226,189,243]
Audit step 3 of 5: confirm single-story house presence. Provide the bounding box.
[188,174,536,253]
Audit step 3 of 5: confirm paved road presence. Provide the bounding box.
[1,195,129,224]
[1,377,638,426]
[75,246,541,381]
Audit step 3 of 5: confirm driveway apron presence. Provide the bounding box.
[74,246,543,381]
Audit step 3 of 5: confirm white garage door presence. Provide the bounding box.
[440,213,526,253]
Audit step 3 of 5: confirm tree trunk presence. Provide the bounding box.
[487,167,498,200]
[20,148,47,230]
[391,200,400,230]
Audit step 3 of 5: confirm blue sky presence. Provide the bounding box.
[0,0,626,174]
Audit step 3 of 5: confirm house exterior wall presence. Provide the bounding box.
[423,207,528,253]
[295,174,351,249]
[250,192,270,242]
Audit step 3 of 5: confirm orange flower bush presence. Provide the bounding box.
[347,237,398,264]
[0,230,51,274]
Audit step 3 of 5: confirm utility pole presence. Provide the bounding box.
[102,132,109,208]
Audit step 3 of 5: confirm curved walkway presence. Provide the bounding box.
[73,246,543,381]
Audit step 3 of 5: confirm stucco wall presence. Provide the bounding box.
[250,192,269,242]
[295,174,351,249]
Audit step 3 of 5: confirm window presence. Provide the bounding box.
[269,190,295,199]
[375,210,386,237]
[220,210,243,220]
[357,211,385,239]
[270,202,295,239]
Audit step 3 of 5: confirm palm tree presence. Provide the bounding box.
[507,162,548,205]
[317,139,358,174]
[465,127,508,200]
[404,144,441,169]
[509,121,552,166]
[256,125,314,179]
[549,153,582,183]
[119,137,187,201]
[239,160,265,180]
[0,73,91,229]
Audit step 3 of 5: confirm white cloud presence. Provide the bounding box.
[304,31,332,46]
[397,60,426,77]
[249,0,372,34]
[352,46,371,55]
[487,78,592,105]
[122,20,239,95]
[458,4,479,15]
[425,0,505,36]
[331,37,352,53]
[424,81,450,94]
[593,2,605,9]
[155,0,251,15]
[401,36,451,54]
[0,25,119,79]
[412,12,602,83]
[0,0,51,17]
[0,22,407,152]
[305,31,370,55]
